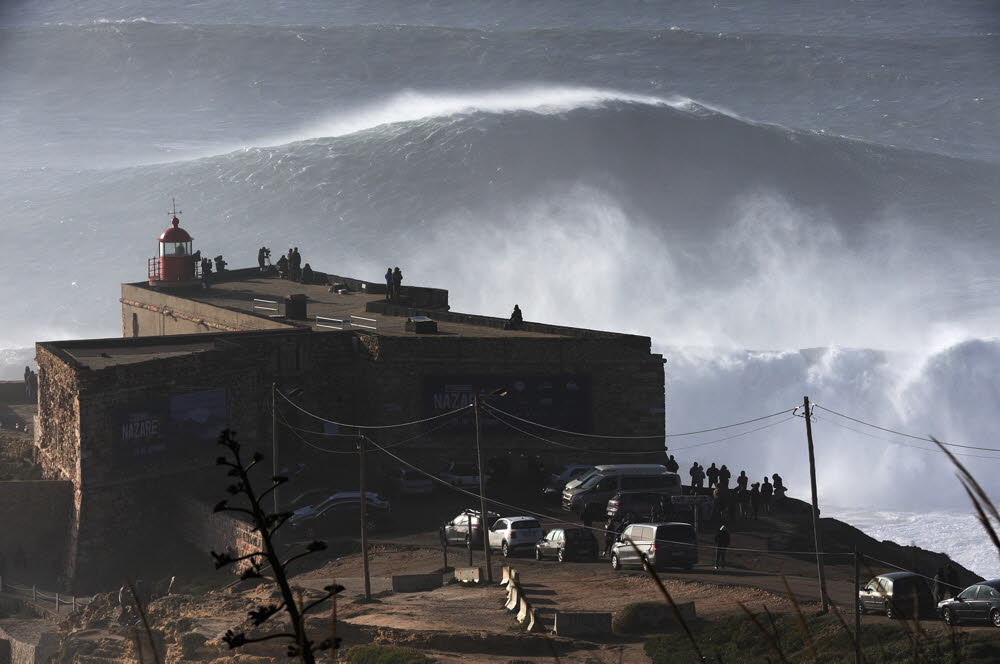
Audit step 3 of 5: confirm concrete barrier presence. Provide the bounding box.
[390,573,443,593]
[454,567,484,584]
[516,596,531,623]
[526,606,540,632]
[509,568,520,585]
[503,581,516,606]
[500,566,512,586]
[504,582,521,612]
[553,611,613,637]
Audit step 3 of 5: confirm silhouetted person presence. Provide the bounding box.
[506,304,524,331]
[719,465,731,489]
[582,501,601,529]
[749,483,761,520]
[291,247,302,280]
[23,366,30,382]
[200,257,213,284]
[385,268,393,300]
[665,455,679,473]
[714,525,730,569]
[257,246,267,271]
[737,470,749,491]
[392,267,403,301]
[772,473,786,504]
[706,463,719,488]
[276,254,289,279]
[24,366,32,398]
[933,567,945,603]
[301,263,314,284]
[761,477,773,514]
[604,516,622,557]
[214,255,227,273]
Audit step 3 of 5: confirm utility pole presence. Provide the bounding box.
[474,394,493,584]
[359,434,371,601]
[272,383,278,515]
[803,396,829,613]
[854,547,862,664]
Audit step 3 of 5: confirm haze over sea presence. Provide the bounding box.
[1,1,998,576]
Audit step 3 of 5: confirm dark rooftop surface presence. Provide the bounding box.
[60,341,217,370]
[147,272,567,339]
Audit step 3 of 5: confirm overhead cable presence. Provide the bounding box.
[483,403,796,439]
[814,415,1000,461]
[276,388,473,429]
[815,404,1000,452]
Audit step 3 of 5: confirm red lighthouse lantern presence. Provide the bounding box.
[148,201,198,287]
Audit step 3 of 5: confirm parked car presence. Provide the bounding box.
[395,467,434,495]
[535,527,599,562]
[440,509,501,548]
[440,462,485,488]
[487,516,545,557]
[610,522,697,571]
[542,464,593,502]
[858,572,936,619]
[937,579,1000,627]
[606,491,672,520]
[563,464,681,514]
[288,491,391,534]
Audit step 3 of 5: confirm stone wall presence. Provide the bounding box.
[0,620,59,664]
[120,282,294,337]
[177,498,263,574]
[0,481,72,589]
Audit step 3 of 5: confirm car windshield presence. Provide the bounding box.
[580,474,603,489]
[511,520,541,530]
[574,469,600,485]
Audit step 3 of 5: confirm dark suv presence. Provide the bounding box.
[606,491,669,520]
[858,572,935,619]
[535,527,599,562]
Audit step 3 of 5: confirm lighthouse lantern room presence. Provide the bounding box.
[148,200,199,287]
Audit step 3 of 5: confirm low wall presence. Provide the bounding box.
[366,301,651,350]
[325,274,449,310]
[0,384,29,406]
[177,498,263,574]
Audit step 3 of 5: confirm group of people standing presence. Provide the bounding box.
[23,366,37,400]
[384,267,403,301]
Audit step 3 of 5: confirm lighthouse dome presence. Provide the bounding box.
[159,216,193,243]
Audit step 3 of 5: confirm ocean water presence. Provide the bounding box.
[1,1,998,575]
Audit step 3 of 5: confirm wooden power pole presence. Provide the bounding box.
[803,396,829,613]
[359,434,372,601]
[854,547,863,664]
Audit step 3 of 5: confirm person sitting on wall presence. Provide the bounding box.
[504,304,524,330]
[301,263,314,284]
[276,254,289,279]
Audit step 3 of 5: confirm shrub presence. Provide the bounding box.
[344,645,434,664]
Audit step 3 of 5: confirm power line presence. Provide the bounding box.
[815,404,1000,452]
[813,415,1000,461]
[484,409,667,455]
[276,388,472,430]
[483,403,796,440]
[485,407,797,454]
[670,416,798,451]
[363,435,850,558]
[863,554,966,592]
[276,408,465,455]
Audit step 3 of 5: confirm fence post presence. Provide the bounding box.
[73,596,77,612]
[55,592,59,613]
[32,585,36,601]
[0,575,3,593]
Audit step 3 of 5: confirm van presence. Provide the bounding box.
[562,464,679,513]
[610,522,698,571]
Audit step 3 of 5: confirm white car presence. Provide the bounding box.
[289,491,390,526]
[440,462,485,488]
[487,516,545,557]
